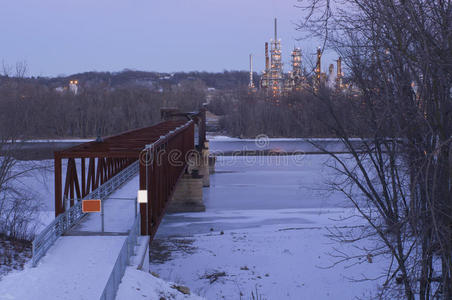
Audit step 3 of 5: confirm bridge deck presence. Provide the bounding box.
[65,175,139,236]
[0,176,139,300]
[58,120,188,158]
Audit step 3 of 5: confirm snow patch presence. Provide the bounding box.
[117,268,205,300]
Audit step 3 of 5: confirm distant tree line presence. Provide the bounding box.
[208,87,360,138]
[0,65,358,139]
[1,70,253,92]
[0,77,205,139]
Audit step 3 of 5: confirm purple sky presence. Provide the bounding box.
[0,0,333,77]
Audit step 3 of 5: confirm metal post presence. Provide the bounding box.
[54,155,63,217]
[101,198,105,233]
[145,148,149,235]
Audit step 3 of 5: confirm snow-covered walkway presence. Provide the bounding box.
[0,236,125,300]
[0,175,139,300]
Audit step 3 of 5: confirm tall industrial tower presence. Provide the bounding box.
[269,18,283,97]
[248,54,255,90]
[260,43,270,89]
[314,47,322,93]
[292,48,302,76]
[288,47,304,90]
[336,56,343,91]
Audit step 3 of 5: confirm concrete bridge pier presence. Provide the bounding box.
[167,172,205,213]
[198,140,211,187]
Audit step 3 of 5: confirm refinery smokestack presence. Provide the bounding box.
[274,18,278,41]
[265,42,269,72]
[316,47,322,75]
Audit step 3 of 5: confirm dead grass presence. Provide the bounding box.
[200,270,227,284]
[150,238,196,264]
[0,234,32,277]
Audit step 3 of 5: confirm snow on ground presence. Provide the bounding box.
[0,236,125,300]
[117,236,205,300]
[117,268,205,300]
[150,209,386,300]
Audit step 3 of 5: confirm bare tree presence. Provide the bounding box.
[0,98,41,241]
[297,0,452,299]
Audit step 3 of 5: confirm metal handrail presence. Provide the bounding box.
[99,215,140,300]
[32,160,139,267]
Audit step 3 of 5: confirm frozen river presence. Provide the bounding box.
[156,154,351,237]
[157,137,353,237]
[208,136,358,154]
[150,139,385,299]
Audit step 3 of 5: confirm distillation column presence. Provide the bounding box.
[269,18,283,97]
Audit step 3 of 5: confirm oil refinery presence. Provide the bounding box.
[250,18,345,96]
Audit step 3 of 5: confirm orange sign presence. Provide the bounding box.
[82,199,101,213]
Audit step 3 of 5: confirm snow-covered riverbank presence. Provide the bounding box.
[150,209,386,299]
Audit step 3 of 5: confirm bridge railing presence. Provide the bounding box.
[99,214,140,300]
[139,120,195,236]
[32,160,139,267]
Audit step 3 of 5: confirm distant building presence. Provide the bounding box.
[69,80,79,95]
[54,79,80,95]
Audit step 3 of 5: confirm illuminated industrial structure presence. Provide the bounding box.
[286,47,305,91]
[269,18,283,97]
[255,19,346,96]
[259,18,308,95]
[260,42,270,89]
[248,54,256,90]
[313,48,323,93]
[336,57,343,91]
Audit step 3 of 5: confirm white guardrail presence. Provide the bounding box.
[99,215,140,300]
[32,160,139,267]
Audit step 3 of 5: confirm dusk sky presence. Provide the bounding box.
[0,0,333,77]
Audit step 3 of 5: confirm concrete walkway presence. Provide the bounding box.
[0,175,139,300]
[66,175,139,235]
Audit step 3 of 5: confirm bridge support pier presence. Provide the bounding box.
[167,172,205,213]
[197,141,210,187]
